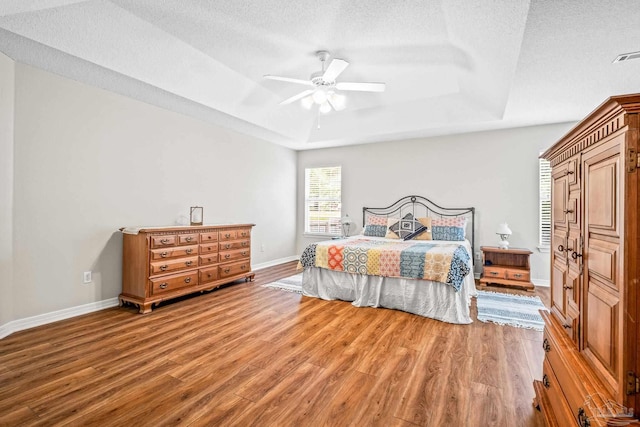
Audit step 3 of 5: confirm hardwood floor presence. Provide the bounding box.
[0,261,548,426]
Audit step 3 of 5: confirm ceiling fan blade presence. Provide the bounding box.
[279,89,315,105]
[336,82,386,92]
[264,75,313,86]
[322,59,349,82]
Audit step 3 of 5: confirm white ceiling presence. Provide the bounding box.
[0,0,639,150]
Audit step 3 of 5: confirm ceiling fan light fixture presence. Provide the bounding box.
[328,91,346,111]
[319,101,332,114]
[300,95,314,110]
[312,86,329,104]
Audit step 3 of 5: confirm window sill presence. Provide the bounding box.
[537,245,550,253]
[303,232,340,239]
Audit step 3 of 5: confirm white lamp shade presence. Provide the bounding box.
[300,95,314,110]
[341,215,354,225]
[319,101,332,114]
[312,87,328,104]
[496,223,512,235]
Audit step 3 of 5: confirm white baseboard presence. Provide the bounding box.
[253,255,299,271]
[532,278,550,287]
[0,297,120,340]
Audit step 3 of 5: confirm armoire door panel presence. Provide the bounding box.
[587,159,619,233]
[587,241,618,289]
[552,172,568,229]
[552,230,567,262]
[552,261,567,317]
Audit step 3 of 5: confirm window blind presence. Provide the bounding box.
[539,158,552,247]
[305,166,342,235]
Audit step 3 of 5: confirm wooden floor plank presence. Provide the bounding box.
[0,261,547,426]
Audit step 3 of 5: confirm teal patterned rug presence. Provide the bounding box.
[476,290,548,331]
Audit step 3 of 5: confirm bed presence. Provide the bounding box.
[299,195,477,324]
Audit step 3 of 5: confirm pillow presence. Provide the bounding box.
[362,214,389,237]
[385,214,431,239]
[431,217,467,241]
[408,217,433,240]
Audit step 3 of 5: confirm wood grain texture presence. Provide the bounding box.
[0,261,548,426]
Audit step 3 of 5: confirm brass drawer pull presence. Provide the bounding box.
[160,238,170,244]
[542,374,550,388]
[159,265,168,271]
[513,273,522,278]
[208,258,213,263]
[184,277,191,283]
[490,271,499,276]
[186,237,193,242]
[159,283,168,289]
[160,252,168,258]
[242,242,248,247]
[241,265,246,270]
[224,268,231,274]
[207,273,212,278]
[185,261,193,266]
[225,244,231,249]
[207,235,212,240]
[241,251,247,256]
[224,233,231,238]
[186,249,193,254]
[225,254,231,259]
[542,339,551,353]
[241,232,247,237]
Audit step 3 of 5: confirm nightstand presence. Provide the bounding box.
[479,246,534,291]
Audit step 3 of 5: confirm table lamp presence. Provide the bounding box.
[496,222,512,249]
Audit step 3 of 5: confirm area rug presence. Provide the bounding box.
[262,273,303,294]
[476,290,548,331]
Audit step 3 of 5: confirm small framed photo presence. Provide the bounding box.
[190,206,203,226]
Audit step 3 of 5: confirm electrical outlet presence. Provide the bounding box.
[475,252,482,260]
[83,271,92,283]
[260,244,265,252]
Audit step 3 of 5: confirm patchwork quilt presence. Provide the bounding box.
[299,238,471,291]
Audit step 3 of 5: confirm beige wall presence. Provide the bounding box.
[297,123,574,283]
[10,63,297,319]
[0,53,14,324]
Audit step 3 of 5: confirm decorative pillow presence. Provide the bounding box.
[363,214,389,237]
[386,213,429,239]
[409,217,433,240]
[431,217,467,241]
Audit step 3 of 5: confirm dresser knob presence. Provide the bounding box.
[224,268,230,273]
[490,271,498,276]
[186,261,193,266]
[542,339,551,353]
[225,254,231,259]
[160,238,170,244]
[184,277,191,283]
[225,244,231,249]
[241,265,246,270]
[159,283,168,289]
[514,273,522,278]
[542,374,550,389]
[186,249,193,254]
[242,242,248,247]
[242,251,247,256]
[160,252,168,258]
[225,233,231,238]
[160,265,168,271]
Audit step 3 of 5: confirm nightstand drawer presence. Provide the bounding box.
[483,266,507,279]
[506,268,530,282]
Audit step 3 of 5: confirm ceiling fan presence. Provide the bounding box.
[264,50,386,114]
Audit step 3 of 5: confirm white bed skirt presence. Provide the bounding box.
[302,267,478,324]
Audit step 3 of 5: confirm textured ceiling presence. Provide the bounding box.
[0,0,639,150]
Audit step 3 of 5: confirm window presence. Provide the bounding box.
[305,166,342,235]
[539,158,551,248]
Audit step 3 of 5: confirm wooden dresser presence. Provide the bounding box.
[534,94,640,426]
[119,224,254,313]
[479,246,534,291]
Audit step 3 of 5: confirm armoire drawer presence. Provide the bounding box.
[150,271,198,295]
[542,359,576,426]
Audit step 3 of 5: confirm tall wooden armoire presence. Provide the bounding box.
[534,94,640,426]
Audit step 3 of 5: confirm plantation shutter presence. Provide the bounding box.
[305,166,342,235]
[539,158,552,247]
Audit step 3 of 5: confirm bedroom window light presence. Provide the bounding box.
[305,166,342,236]
[539,157,551,252]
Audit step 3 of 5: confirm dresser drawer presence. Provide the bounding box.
[150,271,198,295]
[542,359,576,426]
[200,266,219,284]
[150,245,198,260]
[200,243,218,254]
[483,266,506,279]
[219,239,250,251]
[150,235,176,248]
[200,231,218,243]
[237,228,251,239]
[219,230,237,241]
[506,268,530,282]
[199,254,218,266]
[150,256,199,276]
[219,248,250,263]
[543,329,584,418]
[219,260,251,279]
[177,233,199,245]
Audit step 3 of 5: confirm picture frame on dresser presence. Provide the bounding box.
[119,224,254,313]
